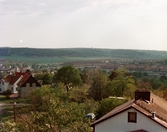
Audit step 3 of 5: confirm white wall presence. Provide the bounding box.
[0,81,10,93]
[12,76,22,93]
[95,108,167,132]
[19,86,38,98]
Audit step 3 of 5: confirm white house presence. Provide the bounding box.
[0,74,22,94]
[0,72,41,98]
[91,91,167,132]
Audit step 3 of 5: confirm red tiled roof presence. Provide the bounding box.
[4,75,13,82]
[4,75,21,85]
[3,72,32,86]
[10,75,21,85]
[17,73,32,87]
[91,92,167,129]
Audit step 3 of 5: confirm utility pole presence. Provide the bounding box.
[13,102,16,122]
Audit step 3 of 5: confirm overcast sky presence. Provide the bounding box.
[0,0,167,51]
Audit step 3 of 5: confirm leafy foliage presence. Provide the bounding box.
[95,98,128,119]
[88,71,111,101]
[109,68,137,97]
[69,85,89,104]
[54,66,82,88]
[2,89,12,99]
[34,72,53,85]
[1,86,92,132]
[1,65,167,131]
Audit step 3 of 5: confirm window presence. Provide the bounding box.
[128,112,137,123]
[32,83,36,87]
[26,83,30,87]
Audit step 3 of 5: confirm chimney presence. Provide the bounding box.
[135,91,151,101]
[151,111,156,118]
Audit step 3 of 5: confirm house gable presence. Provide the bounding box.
[18,74,41,88]
[94,108,167,132]
[91,91,167,132]
[17,74,41,98]
[1,74,22,93]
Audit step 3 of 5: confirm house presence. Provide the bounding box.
[91,91,167,132]
[0,72,41,98]
[0,73,22,94]
[17,73,41,98]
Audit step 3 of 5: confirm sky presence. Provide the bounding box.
[0,0,167,51]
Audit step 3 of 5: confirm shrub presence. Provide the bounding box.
[3,89,12,99]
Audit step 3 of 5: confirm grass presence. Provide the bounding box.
[0,55,112,64]
[0,95,30,104]
[0,105,14,122]
[0,95,30,122]
[0,95,14,104]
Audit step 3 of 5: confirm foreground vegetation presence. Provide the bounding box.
[1,66,167,131]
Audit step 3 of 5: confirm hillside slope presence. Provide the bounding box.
[0,48,167,62]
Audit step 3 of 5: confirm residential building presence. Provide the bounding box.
[17,73,41,98]
[91,91,167,132]
[0,72,41,98]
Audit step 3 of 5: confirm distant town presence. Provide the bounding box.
[1,58,167,79]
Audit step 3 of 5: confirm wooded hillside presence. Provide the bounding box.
[1,47,167,61]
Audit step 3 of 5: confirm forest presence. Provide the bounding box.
[1,48,167,62]
[1,66,167,131]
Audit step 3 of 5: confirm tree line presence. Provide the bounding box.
[1,47,167,59]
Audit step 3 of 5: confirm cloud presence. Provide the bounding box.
[37,2,45,6]
[1,0,167,50]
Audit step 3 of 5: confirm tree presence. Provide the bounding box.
[80,72,91,85]
[1,85,92,132]
[95,98,128,119]
[54,66,82,91]
[34,72,53,85]
[151,78,163,89]
[69,85,89,105]
[136,78,152,91]
[88,71,111,101]
[110,68,136,98]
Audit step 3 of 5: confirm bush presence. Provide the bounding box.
[3,89,12,99]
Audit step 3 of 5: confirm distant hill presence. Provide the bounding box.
[0,47,167,63]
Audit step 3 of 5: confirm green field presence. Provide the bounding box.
[0,56,111,64]
[1,48,167,64]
